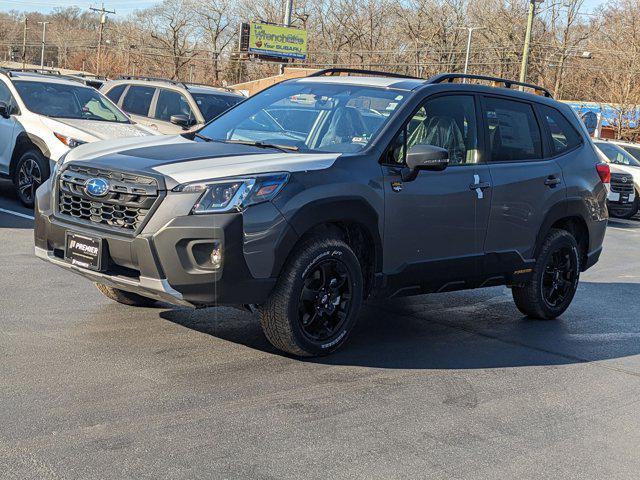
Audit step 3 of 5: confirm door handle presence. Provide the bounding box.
[544,176,561,187]
[469,181,490,190]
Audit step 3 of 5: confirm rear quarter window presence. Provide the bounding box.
[538,104,582,155]
[105,84,126,104]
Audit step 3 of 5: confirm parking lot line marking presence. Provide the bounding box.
[0,208,34,220]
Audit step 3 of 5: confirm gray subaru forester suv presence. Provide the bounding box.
[34,69,608,356]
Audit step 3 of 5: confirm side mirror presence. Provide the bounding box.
[170,114,192,129]
[0,102,10,119]
[402,144,449,181]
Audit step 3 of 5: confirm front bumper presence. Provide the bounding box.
[34,178,293,307]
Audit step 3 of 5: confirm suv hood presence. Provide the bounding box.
[63,135,340,190]
[42,117,156,142]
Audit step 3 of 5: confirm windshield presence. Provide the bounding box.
[14,80,130,123]
[595,142,640,167]
[619,144,640,163]
[197,82,408,153]
[192,92,244,122]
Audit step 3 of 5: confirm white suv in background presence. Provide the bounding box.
[0,69,156,207]
[101,76,245,134]
[594,140,640,218]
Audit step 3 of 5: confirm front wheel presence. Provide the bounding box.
[259,236,363,356]
[14,149,49,208]
[95,283,158,307]
[512,229,580,319]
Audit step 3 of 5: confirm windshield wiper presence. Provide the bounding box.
[223,139,299,152]
[192,132,213,142]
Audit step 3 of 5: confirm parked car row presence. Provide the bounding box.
[593,140,640,219]
[0,68,245,206]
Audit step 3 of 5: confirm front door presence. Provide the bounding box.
[0,81,17,175]
[382,94,490,295]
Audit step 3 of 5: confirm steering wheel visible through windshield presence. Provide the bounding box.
[197,82,408,153]
[14,80,130,123]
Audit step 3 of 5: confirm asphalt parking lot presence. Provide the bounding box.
[2,179,640,480]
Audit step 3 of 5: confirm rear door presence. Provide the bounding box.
[382,93,491,293]
[481,95,566,270]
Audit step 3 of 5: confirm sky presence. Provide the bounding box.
[1,0,609,18]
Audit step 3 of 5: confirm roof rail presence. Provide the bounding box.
[117,75,185,87]
[183,82,239,94]
[308,68,419,80]
[427,73,553,98]
[2,67,62,77]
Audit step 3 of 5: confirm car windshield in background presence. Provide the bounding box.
[192,93,244,122]
[14,80,130,123]
[197,82,408,153]
[595,142,640,167]
[619,144,640,163]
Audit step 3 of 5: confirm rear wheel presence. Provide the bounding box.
[512,229,580,319]
[95,283,158,307]
[13,148,49,208]
[259,235,363,356]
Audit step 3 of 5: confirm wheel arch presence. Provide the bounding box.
[10,132,50,177]
[276,197,383,298]
[535,200,591,270]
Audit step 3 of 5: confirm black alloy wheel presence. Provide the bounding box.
[541,246,578,309]
[17,158,42,205]
[298,258,353,342]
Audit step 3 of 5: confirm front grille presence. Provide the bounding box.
[611,173,634,194]
[56,164,160,233]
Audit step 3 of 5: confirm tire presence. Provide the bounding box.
[13,148,50,208]
[512,229,580,320]
[95,283,158,307]
[259,235,364,357]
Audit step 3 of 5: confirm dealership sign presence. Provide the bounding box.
[246,22,307,61]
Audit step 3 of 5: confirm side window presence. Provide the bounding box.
[105,84,126,104]
[386,95,478,166]
[121,85,155,116]
[154,89,194,122]
[483,97,542,162]
[538,105,582,155]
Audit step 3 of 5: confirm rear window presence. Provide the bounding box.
[484,97,542,162]
[538,105,582,155]
[121,85,155,116]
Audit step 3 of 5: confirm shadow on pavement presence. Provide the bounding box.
[160,281,640,370]
[0,179,33,230]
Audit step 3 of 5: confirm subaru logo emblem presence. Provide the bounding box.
[85,178,109,197]
[622,176,628,183]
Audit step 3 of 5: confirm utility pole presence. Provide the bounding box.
[37,21,49,70]
[279,0,294,75]
[457,26,484,81]
[90,3,116,75]
[22,17,28,68]
[519,0,543,86]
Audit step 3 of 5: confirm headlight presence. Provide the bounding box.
[174,173,289,214]
[54,132,86,148]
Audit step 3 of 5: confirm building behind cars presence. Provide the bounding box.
[101,76,245,134]
[0,69,156,206]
